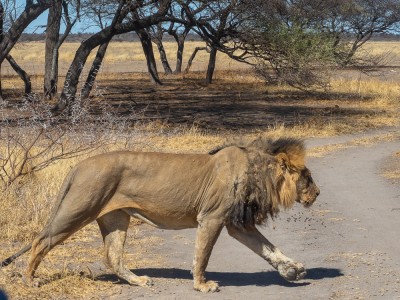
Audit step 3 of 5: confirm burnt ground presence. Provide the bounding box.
[87,73,376,131]
[1,71,382,132]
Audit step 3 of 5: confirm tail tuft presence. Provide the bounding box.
[0,245,32,268]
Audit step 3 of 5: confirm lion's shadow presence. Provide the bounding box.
[97,267,343,287]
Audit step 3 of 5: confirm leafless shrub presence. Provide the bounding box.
[0,97,139,190]
[254,62,333,91]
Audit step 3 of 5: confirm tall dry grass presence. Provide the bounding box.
[6,40,245,77]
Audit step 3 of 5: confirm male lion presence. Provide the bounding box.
[1,137,319,292]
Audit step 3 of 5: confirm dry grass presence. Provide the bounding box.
[362,41,400,65]
[6,41,245,77]
[1,40,400,299]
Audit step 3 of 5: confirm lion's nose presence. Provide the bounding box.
[316,188,320,196]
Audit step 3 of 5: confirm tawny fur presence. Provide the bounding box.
[1,137,319,293]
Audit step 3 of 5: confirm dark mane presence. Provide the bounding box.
[210,137,306,228]
[229,149,279,228]
[209,137,305,157]
[208,144,244,155]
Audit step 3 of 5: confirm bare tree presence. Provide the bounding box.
[181,0,244,84]
[167,21,191,74]
[145,2,195,75]
[132,3,163,84]
[53,0,172,114]
[144,8,193,75]
[80,0,122,100]
[137,28,162,84]
[318,0,400,66]
[149,23,173,74]
[184,46,209,73]
[165,1,194,74]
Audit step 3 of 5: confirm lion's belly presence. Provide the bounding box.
[122,208,198,230]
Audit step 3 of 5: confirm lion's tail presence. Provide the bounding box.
[1,167,76,268]
[0,244,32,268]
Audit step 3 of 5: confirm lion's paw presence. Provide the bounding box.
[278,261,306,281]
[22,275,40,288]
[130,275,153,287]
[194,280,219,293]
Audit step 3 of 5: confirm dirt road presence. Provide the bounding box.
[90,129,399,300]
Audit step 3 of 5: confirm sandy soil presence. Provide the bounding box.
[74,128,400,300]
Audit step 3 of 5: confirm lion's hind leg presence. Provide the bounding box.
[97,210,153,287]
[26,212,97,284]
[26,232,62,285]
[226,224,306,282]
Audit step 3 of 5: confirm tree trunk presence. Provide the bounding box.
[48,2,76,100]
[137,29,162,85]
[6,54,31,96]
[81,41,110,100]
[44,0,62,99]
[154,39,172,74]
[175,37,185,73]
[206,47,217,84]
[168,26,190,74]
[184,47,208,73]
[54,34,112,113]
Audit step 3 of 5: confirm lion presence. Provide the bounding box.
[1,137,319,292]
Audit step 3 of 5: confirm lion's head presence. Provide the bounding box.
[295,167,320,207]
[211,137,320,228]
[270,139,320,209]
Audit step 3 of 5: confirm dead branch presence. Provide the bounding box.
[184,46,210,73]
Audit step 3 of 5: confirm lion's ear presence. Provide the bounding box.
[275,153,289,170]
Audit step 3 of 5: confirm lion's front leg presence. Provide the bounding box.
[226,224,306,281]
[192,219,224,292]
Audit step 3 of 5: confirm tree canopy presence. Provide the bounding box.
[1,0,400,108]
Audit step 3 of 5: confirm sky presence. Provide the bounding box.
[14,0,92,34]
[27,10,52,33]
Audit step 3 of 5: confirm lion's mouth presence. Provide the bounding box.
[299,197,316,208]
[302,201,313,208]
[295,197,310,205]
